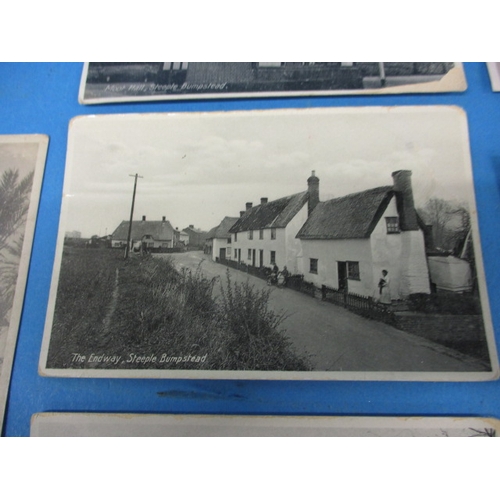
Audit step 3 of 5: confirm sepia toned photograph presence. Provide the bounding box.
[39,107,497,381]
[79,62,467,104]
[30,413,500,437]
[0,135,48,427]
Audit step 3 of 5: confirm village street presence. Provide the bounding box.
[156,251,486,373]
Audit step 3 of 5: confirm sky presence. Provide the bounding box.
[0,141,38,179]
[62,107,475,238]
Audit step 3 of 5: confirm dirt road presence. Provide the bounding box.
[158,252,487,373]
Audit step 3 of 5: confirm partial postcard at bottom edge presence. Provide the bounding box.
[30,413,500,437]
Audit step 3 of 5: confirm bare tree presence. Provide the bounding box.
[420,197,471,252]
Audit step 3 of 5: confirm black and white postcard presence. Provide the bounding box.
[0,135,48,427]
[79,63,467,104]
[39,107,497,381]
[30,413,500,437]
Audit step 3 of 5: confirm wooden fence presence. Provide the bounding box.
[321,285,396,324]
[217,259,395,323]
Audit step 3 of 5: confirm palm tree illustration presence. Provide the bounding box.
[0,169,34,326]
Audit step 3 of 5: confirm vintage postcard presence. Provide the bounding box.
[30,413,500,437]
[0,135,48,428]
[79,63,467,104]
[39,107,497,381]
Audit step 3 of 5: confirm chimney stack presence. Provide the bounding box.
[240,211,245,217]
[392,170,418,231]
[261,197,268,205]
[246,202,253,211]
[189,224,194,229]
[142,215,146,221]
[163,216,166,222]
[307,170,320,216]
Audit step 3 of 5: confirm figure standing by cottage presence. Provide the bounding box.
[378,269,391,305]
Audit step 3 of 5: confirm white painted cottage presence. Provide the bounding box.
[204,216,239,261]
[228,172,320,272]
[296,170,431,300]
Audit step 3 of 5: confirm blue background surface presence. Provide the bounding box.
[1,62,499,437]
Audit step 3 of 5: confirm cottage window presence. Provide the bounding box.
[271,228,276,240]
[347,261,360,280]
[234,233,237,242]
[386,217,400,234]
[248,249,252,260]
[259,229,264,240]
[270,251,276,265]
[227,238,231,244]
[248,230,253,240]
[309,258,318,274]
[234,248,237,259]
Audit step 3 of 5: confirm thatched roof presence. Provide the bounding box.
[229,192,308,233]
[296,186,394,239]
[205,226,217,240]
[112,219,175,241]
[206,216,239,240]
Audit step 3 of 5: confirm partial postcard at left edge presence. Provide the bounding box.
[0,134,48,430]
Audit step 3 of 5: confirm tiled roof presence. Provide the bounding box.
[112,220,175,241]
[229,192,308,233]
[296,186,394,239]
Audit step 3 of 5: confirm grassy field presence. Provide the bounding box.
[46,247,310,371]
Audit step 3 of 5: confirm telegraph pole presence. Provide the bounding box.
[124,173,143,259]
[378,62,386,87]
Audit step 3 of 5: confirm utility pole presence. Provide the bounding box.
[124,173,143,259]
[378,62,386,87]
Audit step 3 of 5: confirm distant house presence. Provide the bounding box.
[182,225,207,249]
[229,173,319,272]
[111,216,175,249]
[204,216,239,261]
[296,170,431,300]
[173,227,189,247]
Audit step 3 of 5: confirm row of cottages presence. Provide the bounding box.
[204,216,240,261]
[111,216,176,249]
[227,170,431,301]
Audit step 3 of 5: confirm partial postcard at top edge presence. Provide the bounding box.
[0,134,48,429]
[79,62,467,105]
[39,106,498,381]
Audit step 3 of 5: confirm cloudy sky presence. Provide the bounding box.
[63,107,474,238]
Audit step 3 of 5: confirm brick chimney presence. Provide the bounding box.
[246,202,253,211]
[307,170,319,216]
[189,224,194,229]
[240,211,245,217]
[163,216,166,222]
[392,170,418,231]
[142,215,146,221]
[261,197,268,205]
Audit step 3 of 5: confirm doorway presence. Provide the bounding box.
[337,261,348,291]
